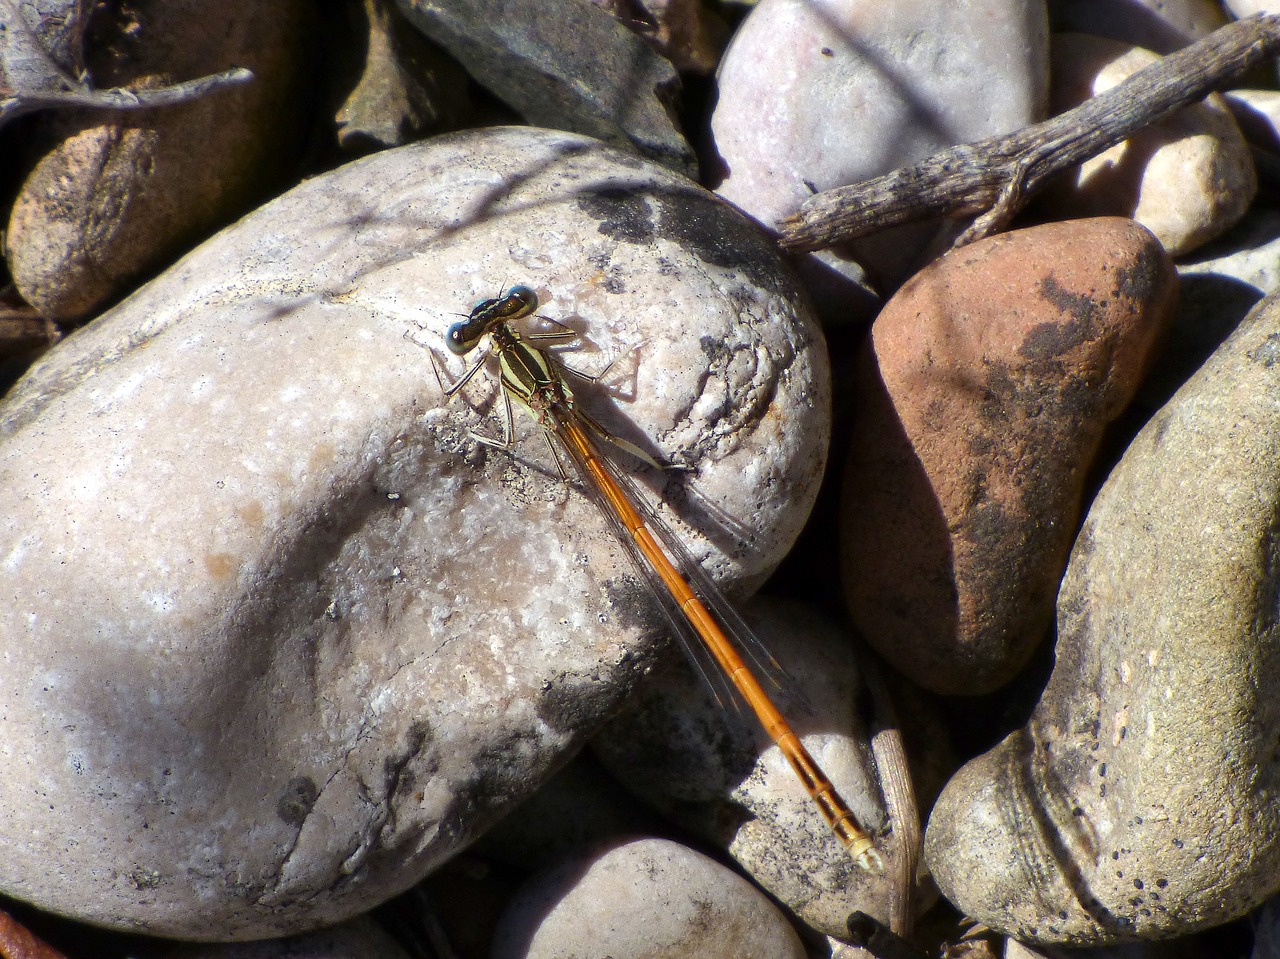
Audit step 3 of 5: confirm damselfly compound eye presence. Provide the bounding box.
[446,322,478,355]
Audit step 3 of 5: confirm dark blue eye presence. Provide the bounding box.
[446,322,477,355]
[504,286,538,315]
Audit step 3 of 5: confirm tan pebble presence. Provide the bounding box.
[1041,34,1256,257]
[491,838,808,959]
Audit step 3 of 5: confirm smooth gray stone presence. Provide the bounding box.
[490,837,808,959]
[395,0,695,174]
[925,291,1280,945]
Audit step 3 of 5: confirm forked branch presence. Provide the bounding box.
[777,14,1280,253]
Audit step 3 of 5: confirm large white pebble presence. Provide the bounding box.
[490,837,808,959]
[0,127,828,939]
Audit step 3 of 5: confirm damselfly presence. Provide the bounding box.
[438,285,881,871]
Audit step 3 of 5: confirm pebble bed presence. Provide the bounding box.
[1,1,1279,957]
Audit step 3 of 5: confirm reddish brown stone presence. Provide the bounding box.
[840,217,1177,694]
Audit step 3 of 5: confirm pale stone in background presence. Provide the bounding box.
[708,0,1047,313]
[1042,33,1256,256]
[490,838,808,959]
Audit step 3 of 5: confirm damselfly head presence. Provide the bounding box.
[448,285,541,355]
[470,285,539,324]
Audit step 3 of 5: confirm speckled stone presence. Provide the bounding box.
[490,838,808,959]
[925,290,1280,945]
[0,127,828,938]
[6,0,311,321]
[841,218,1176,695]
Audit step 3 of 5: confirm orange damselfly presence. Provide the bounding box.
[439,285,881,871]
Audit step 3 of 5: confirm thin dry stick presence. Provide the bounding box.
[1,66,255,127]
[778,14,1280,253]
[863,654,920,942]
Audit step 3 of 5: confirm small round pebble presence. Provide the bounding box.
[490,837,808,959]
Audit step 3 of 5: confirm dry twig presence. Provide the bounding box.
[864,655,920,942]
[778,14,1280,253]
[0,0,254,129]
[0,65,255,127]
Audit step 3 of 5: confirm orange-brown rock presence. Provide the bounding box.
[840,218,1177,694]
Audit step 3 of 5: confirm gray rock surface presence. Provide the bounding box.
[592,597,894,938]
[396,0,695,174]
[925,291,1280,945]
[490,837,808,959]
[0,127,828,938]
